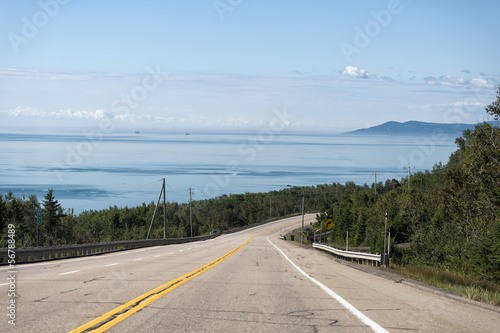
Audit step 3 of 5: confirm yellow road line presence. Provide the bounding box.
[69,218,302,333]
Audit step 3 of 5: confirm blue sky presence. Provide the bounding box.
[1,0,499,132]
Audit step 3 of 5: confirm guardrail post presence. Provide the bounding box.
[382,254,389,267]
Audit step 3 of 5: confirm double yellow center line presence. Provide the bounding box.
[70,220,299,332]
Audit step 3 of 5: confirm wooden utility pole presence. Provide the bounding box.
[189,187,193,237]
[408,163,411,190]
[147,180,165,240]
[374,170,377,195]
[163,178,166,239]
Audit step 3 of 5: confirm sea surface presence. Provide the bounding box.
[0,129,458,214]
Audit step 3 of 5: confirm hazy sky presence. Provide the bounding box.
[1,0,499,132]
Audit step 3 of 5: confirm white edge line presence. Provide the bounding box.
[0,282,10,286]
[104,263,119,267]
[266,235,389,333]
[133,258,144,261]
[58,270,80,276]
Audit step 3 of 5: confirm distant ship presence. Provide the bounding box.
[185,132,191,135]
[135,131,140,134]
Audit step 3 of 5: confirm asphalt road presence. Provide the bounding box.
[2,214,499,332]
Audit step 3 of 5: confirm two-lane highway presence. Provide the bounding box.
[3,215,499,332]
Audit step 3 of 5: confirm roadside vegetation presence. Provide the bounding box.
[0,184,345,247]
[1,86,499,301]
[386,266,500,306]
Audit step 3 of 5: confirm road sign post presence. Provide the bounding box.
[383,209,387,253]
[301,190,304,244]
[387,229,391,263]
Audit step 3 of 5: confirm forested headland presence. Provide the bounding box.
[1,87,499,283]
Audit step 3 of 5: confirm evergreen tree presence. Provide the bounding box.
[485,85,500,120]
[0,195,6,232]
[42,189,62,245]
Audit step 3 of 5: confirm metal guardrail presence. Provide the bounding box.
[0,233,220,265]
[1,213,313,265]
[313,243,381,266]
[221,213,302,235]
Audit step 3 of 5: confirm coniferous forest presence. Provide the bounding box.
[1,87,499,282]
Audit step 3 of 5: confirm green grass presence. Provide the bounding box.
[287,228,312,245]
[387,265,500,306]
[289,228,500,306]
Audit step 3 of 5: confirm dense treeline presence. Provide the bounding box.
[317,87,500,281]
[318,121,499,281]
[0,184,355,247]
[1,87,499,282]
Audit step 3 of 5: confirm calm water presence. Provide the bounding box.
[0,129,458,214]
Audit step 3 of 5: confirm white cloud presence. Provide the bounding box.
[1,106,264,127]
[54,109,112,120]
[215,118,251,127]
[0,107,153,123]
[0,67,155,82]
[153,116,175,123]
[445,101,483,107]
[408,101,485,113]
[341,66,370,79]
[424,75,466,87]
[470,78,494,88]
[424,75,497,89]
[8,106,42,117]
[180,115,207,125]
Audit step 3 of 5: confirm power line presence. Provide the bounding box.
[404,163,414,191]
[188,187,193,237]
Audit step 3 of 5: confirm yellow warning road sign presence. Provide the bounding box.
[323,219,334,230]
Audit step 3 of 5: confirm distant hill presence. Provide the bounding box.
[344,121,481,136]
